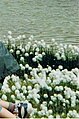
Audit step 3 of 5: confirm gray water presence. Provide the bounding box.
[0,0,79,44]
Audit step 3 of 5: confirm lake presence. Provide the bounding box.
[0,0,79,45]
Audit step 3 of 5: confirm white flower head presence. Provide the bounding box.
[25,52,29,57]
[15,82,21,89]
[32,57,37,62]
[10,49,14,53]
[58,65,63,70]
[27,86,32,90]
[16,50,20,55]
[20,56,24,62]
[15,90,20,95]
[25,64,29,68]
[21,48,25,53]
[44,94,48,98]
[24,74,28,79]
[8,31,12,35]
[51,38,55,42]
[12,85,16,91]
[7,35,12,40]
[11,95,15,100]
[22,34,26,39]
[22,86,26,90]
[2,94,7,100]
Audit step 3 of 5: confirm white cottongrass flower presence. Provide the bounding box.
[57,94,63,101]
[47,86,52,91]
[76,91,79,97]
[7,88,11,93]
[28,88,40,102]
[15,82,21,89]
[23,89,27,94]
[55,53,61,60]
[64,87,71,99]
[32,57,37,62]
[58,65,63,70]
[21,48,25,53]
[25,64,29,68]
[20,93,24,98]
[28,66,32,70]
[20,64,25,70]
[5,75,11,80]
[22,34,26,39]
[55,86,63,92]
[11,74,19,82]
[33,69,49,88]
[56,114,61,119]
[17,35,22,40]
[2,94,7,100]
[51,96,56,101]
[15,90,20,95]
[33,44,37,50]
[42,52,45,56]
[25,52,29,57]
[17,93,21,100]
[22,86,26,90]
[34,98,39,104]
[34,84,40,90]
[16,50,20,55]
[12,85,16,91]
[20,56,24,62]
[2,82,10,93]
[8,31,12,35]
[47,66,52,72]
[10,49,14,53]
[38,54,42,58]
[7,35,12,40]
[35,47,39,52]
[35,52,38,56]
[44,94,48,98]
[51,38,55,42]
[49,101,53,105]
[67,110,79,118]
[48,115,54,119]
[37,41,41,45]
[29,35,34,41]
[27,86,32,90]
[46,77,51,84]
[38,64,43,70]
[11,95,15,100]
[24,74,28,79]
[71,94,76,107]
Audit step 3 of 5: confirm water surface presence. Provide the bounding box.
[0,0,79,44]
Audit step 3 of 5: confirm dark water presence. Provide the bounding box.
[0,0,79,44]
